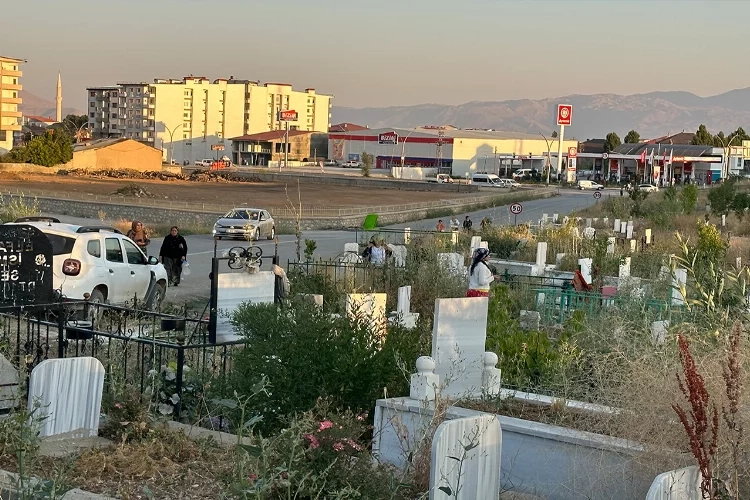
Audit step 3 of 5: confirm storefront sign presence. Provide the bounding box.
[378,132,399,145]
[557,104,573,126]
[278,110,298,121]
[0,225,53,306]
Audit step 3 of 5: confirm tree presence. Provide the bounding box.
[726,127,750,147]
[604,132,621,152]
[713,131,726,148]
[707,176,737,216]
[360,152,373,177]
[551,131,558,139]
[5,129,73,167]
[623,130,640,144]
[691,124,714,146]
[679,184,698,214]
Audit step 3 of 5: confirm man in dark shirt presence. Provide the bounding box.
[159,226,188,286]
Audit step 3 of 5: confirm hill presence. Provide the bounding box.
[18,90,82,118]
[332,88,750,139]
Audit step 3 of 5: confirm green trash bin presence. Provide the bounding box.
[363,213,378,231]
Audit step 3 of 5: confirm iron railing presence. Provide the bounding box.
[0,300,243,419]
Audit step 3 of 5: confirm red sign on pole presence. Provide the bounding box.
[557,104,573,126]
[278,110,298,121]
[568,147,577,158]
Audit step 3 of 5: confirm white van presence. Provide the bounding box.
[512,169,532,179]
[577,180,604,190]
[471,173,504,187]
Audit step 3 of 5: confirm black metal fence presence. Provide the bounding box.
[0,300,243,418]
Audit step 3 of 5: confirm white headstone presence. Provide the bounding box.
[722,214,726,227]
[585,218,592,228]
[553,213,559,223]
[469,236,482,256]
[555,253,566,264]
[519,310,541,330]
[626,225,634,239]
[403,228,411,245]
[629,239,637,253]
[535,242,548,267]
[542,213,549,224]
[410,356,439,402]
[672,268,687,305]
[620,221,627,234]
[651,320,669,345]
[437,253,466,276]
[578,258,593,284]
[645,228,652,245]
[603,217,608,226]
[344,242,359,254]
[298,294,323,308]
[614,218,621,231]
[397,285,412,315]
[562,216,569,225]
[451,231,458,245]
[216,271,275,340]
[347,293,387,338]
[390,244,407,268]
[583,227,596,239]
[429,415,501,500]
[736,257,742,269]
[0,355,19,410]
[659,266,671,281]
[645,465,702,500]
[28,357,105,438]
[431,297,489,397]
[618,257,631,284]
[607,237,616,255]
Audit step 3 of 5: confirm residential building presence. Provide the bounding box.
[329,122,368,133]
[22,115,58,128]
[69,138,162,172]
[0,55,23,153]
[86,77,332,164]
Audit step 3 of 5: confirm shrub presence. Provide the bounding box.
[680,184,698,214]
[229,301,429,433]
[0,195,40,223]
[601,196,632,220]
[708,179,737,216]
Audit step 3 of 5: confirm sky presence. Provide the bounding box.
[2,0,749,111]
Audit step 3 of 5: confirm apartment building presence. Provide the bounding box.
[0,55,23,153]
[87,86,122,139]
[87,77,332,164]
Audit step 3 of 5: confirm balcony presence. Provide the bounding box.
[0,123,21,132]
[0,68,22,77]
[2,110,22,118]
[2,97,21,104]
[1,83,22,91]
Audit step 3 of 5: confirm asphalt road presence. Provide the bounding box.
[43,189,606,306]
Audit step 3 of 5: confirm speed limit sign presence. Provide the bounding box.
[594,191,602,199]
[509,202,523,215]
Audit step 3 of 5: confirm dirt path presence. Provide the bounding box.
[0,172,467,208]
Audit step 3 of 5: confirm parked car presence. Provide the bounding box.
[324,159,339,166]
[213,208,275,241]
[342,160,361,168]
[578,180,604,190]
[638,184,659,192]
[195,158,214,167]
[426,174,454,184]
[506,179,522,188]
[5,219,168,309]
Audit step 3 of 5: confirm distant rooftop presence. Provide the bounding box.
[329,122,368,132]
[230,130,312,142]
[0,55,25,62]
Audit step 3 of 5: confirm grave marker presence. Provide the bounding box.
[410,356,438,401]
[672,268,687,305]
[578,258,592,284]
[614,218,621,231]
[347,293,387,338]
[403,228,411,245]
[0,224,54,306]
[431,297,489,397]
[28,357,105,438]
[429,415,501,500]
[645,228,652,245]
[607,237,616,254]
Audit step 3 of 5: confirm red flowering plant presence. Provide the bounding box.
[301,401,369,468]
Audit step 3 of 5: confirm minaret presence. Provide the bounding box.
[55,72,62,122]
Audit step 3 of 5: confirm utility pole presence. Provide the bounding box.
[282,121,289,172]
[436,128,445,172]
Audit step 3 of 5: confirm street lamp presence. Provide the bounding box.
[714,134,741,179]
[540,132,558,185]
[165,124,183,166]
[400,128,416,168]
[63,118,89,143]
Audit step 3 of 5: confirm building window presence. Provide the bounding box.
[90,92,96,97]
[184,112,190,118]
[111,113,117,118]
[89,112,94,118]
[90,102,95,108]
[136,89,141,95]
[147,131,154,138]
[111,124,118,129]
[128,99,133,104]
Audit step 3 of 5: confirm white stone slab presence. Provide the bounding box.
[403,228,411,245]
[736,257,742,269]
[431,297,489,397]
[541,213,548,223]
[578,258,592,284]
[469,236,482,256]
[562,216,569,225]
[583,227,595,239]
[614,218,620,231]
[672,268,687,305]
[645,228,652,245]
[552,213,559,223]
[620,221,627,234]
[437,253,466,276]
[429,414,501,500]
[344,242,359,254]
[390,244,407,268]
[215,271,275,341]
[0,355,19,410]
[28,357,105,438]
[535,242,547,267]
[651,320,669,345]
[645,465,702,500]
[347,293,387,338]
[585,218,592,228]
[555,253,566,264]
[479,241,488,250]
[607,237,616,254]
[626,225,634,239]
[618,257,631,287]
[629,239,637,252]
[397,285,411,315]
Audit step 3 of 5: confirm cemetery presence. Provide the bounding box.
[0,182,747,498]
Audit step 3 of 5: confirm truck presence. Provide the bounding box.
[426,173,454,184]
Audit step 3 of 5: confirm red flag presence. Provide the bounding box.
[639,150,647,163]
[663,151,667,164]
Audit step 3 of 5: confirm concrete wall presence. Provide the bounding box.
[451,137,578,177]
[69,140,162,171]
[374,397,672,500]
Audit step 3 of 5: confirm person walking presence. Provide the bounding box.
[463,216,473,232]
[450,216,460,231]
[159,226,188,286]
[126,221,150,253]
[362,236,391,266]
[466,248,497,297]
[436,220,445,232]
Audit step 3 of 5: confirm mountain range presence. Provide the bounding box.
[18,90,82,119]
[331,88,750,140]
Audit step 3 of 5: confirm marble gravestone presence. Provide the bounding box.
[215,271,275,341]
[429,414,502,500]
[347,293,388,339]
[431,297,489,398]
[28,357,105,438]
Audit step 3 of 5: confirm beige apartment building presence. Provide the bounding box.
[0,55,23,154]
[87,77,332,164]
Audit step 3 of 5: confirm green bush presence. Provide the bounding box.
[679,184,698,214]
[708,178,737,216]
[229,301,429,433]
[5,130,73,167]
[0,196,40,223]
[482,232,518,258]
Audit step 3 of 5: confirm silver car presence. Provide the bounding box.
[213,208,276,241]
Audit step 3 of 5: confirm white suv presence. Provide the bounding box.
[7,218,169,309]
